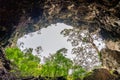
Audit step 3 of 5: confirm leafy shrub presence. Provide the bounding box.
[5,48,41,78]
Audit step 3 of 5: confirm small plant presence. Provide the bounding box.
[5,48,41,78]
[71,65,87,80]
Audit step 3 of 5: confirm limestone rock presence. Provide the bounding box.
[101,48,120,73]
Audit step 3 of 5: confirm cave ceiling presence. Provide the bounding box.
[0,0,120,47]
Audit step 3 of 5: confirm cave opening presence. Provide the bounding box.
[17,22,105,71]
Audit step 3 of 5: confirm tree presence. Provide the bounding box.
[61,27,102,70]
[40,50,73,78]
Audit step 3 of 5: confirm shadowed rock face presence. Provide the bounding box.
[0,0,44,47]
[0,0,120,79]
[83,68,116,80]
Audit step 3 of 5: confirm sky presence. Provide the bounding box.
[17,23,105,69]
[17,23,76,63]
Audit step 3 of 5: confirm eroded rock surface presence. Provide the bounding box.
[106,40,120,51]
[101,49,120,73]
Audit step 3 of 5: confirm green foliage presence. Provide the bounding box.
[40,51,73,78]
[82,71,94,80]
[5,48,41,78]
[98,52,102,61]
[71,65,87,80]
[5,48,90,79]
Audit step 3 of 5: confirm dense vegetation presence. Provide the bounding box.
[5,47,89,79]
[5,48,41,78]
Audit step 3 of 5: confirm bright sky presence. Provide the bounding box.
[17,23,76,64]
[17,23,105,69]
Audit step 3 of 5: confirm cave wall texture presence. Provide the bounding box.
[0,0,120,79]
